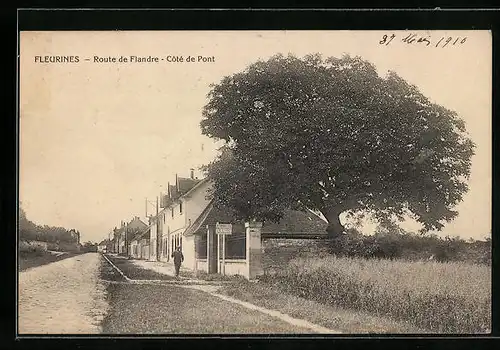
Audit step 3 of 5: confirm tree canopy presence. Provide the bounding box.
[200,54,475,237]
[19,205,80,243]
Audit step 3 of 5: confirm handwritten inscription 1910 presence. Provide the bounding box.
[379,33,468,48]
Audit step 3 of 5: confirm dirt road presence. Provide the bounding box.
[18,252,108,334]
[18,253,333,334]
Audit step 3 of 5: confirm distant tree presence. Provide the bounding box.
[82,241,98,252]
[19,205,38,242]
[201,53,475,237]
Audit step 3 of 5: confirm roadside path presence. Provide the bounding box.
[102,254,340,334]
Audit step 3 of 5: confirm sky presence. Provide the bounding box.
[19,30,491,243]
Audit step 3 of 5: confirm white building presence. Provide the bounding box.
[149,170,211,269]
[144,169,327,280]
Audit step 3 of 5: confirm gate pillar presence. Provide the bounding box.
[245,221,263,280]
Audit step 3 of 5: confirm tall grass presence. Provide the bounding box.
[260,255,490,333]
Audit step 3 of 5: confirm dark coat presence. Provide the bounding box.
[171,250,184,265]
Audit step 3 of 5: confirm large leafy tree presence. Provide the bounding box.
[200,54,475,237]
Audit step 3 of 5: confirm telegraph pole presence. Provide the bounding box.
[156,195,160,261]
[145,196,160,260]
[125,221,128,258]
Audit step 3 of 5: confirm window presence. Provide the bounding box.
[225,233,246,259]
[171,208,174,218]
[196,234,207,259]
[179,201,183,214]
[163,214,165,223]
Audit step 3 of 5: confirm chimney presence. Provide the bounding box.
[190,168,195,179]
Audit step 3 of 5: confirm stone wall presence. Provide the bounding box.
[261,238,329,271]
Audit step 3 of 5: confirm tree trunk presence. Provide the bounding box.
[324,208,346,238]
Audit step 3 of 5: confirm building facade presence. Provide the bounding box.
[113,169,327,280]
[147,171,211,267]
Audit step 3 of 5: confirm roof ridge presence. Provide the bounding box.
[179,177,209,198]
[183,200,214,236]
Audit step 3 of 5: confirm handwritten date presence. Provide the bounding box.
[379,33,467,48]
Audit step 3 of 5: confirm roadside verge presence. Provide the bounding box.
[100,253,342,334]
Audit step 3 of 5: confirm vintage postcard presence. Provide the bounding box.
[18,30,491,335]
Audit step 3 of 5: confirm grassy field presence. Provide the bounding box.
[98,257,310,334]
[259,255,491,334]
[18,250,82,272]
[104,255,179,280]
[220,279,427,334]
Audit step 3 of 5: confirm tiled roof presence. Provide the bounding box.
[161,177,207,209]
[128,217,148,231]
[160,194,172,208]
[183,203,327,236]
[183,201,245,236]
[113,227,125,238]
[261,210,327,233]
[168,184,180,200]
[177,177,202,194]
[131,224,151,241]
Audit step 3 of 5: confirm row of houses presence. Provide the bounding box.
[107,169,328,279]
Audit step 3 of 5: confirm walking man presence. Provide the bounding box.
[171,246,184,277]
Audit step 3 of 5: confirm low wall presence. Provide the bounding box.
[196,259,208,273]
[196,258,247,277]
[221,259,246,276]
[194,238,328,278]
[261,238,329,270]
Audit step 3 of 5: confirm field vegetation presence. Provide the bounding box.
[260,254,491,333]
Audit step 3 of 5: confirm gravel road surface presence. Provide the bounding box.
[18,252,108,334]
